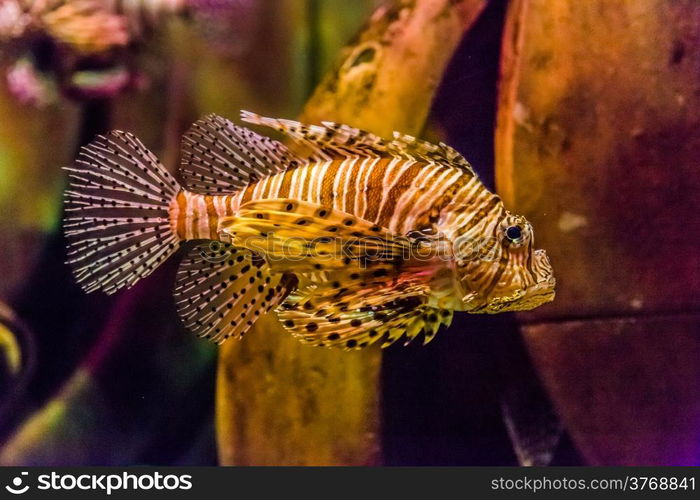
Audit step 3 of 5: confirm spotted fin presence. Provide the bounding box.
[180,114,300,195]
[240,110,476,174]
[64,131,181,294]
[289,267,425,311]
[276,267,452,349]
[277,280,453,350]
[173,242,291,344]
[217,198,415,272]
[389,132,476,176]
[241,110,392,160]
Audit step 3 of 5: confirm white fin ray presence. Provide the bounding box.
[180,114,301,194]
[174,243,292,343]
[64,131,181,295]
[241,110,477,175]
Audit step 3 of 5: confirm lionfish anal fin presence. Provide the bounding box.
[173,242,291,344]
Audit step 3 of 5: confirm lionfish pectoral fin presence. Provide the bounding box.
[173,242,291,344]
[276,269,453,349]
[217,198,413,272]
[179,114,301,195]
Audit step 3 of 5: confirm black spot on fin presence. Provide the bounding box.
[174,242,292,344]
[64,131,181,295]
[276,272,452,350]
[218,198,413,272]
[240,110,477,176]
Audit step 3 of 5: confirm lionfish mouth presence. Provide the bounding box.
[467,276,556,314]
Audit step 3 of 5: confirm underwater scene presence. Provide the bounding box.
[0,0,698,467]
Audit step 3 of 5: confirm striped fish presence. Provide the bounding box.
[63,112,555,349]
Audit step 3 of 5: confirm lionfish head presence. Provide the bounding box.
[451,208,555,313]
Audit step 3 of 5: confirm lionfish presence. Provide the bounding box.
[64,113,555,349]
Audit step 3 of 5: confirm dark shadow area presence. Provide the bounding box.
[4,100,217,466]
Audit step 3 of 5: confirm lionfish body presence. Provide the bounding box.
[64,112,555,349]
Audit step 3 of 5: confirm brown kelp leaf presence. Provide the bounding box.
[496,0,700,465]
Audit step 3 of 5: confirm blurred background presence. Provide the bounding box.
[0,0,697,466]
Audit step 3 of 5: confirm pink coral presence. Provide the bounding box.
[5,58,56,107]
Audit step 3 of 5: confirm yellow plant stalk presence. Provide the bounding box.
[216,0,488,466]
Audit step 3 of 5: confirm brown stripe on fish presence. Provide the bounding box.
[205,195,219,239]
[374,159,421,228]
[276,164,295,199]
[355,157,380,219]
[348,156,389,222]
[392,164,461,234]
[295,163,312,201]
[174,190,188,240]
[331,157,354,211]
[319,158,345,207]
[340,157,362,213]
[365,157,404,222]
[317,159,335,204]
[179,191,199,240]
[169,191,183,239]
[252,173,271,200]
[482,251,510,298]
[240,180,257,204]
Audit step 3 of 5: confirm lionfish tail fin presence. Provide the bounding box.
[64,131,181,294]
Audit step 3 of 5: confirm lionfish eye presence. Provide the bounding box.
[505,225,522,242]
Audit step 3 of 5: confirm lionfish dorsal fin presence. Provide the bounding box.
[180,114,301,195]
[240,110,476,175]
[241,110,391,160]
[389,132,477,176]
